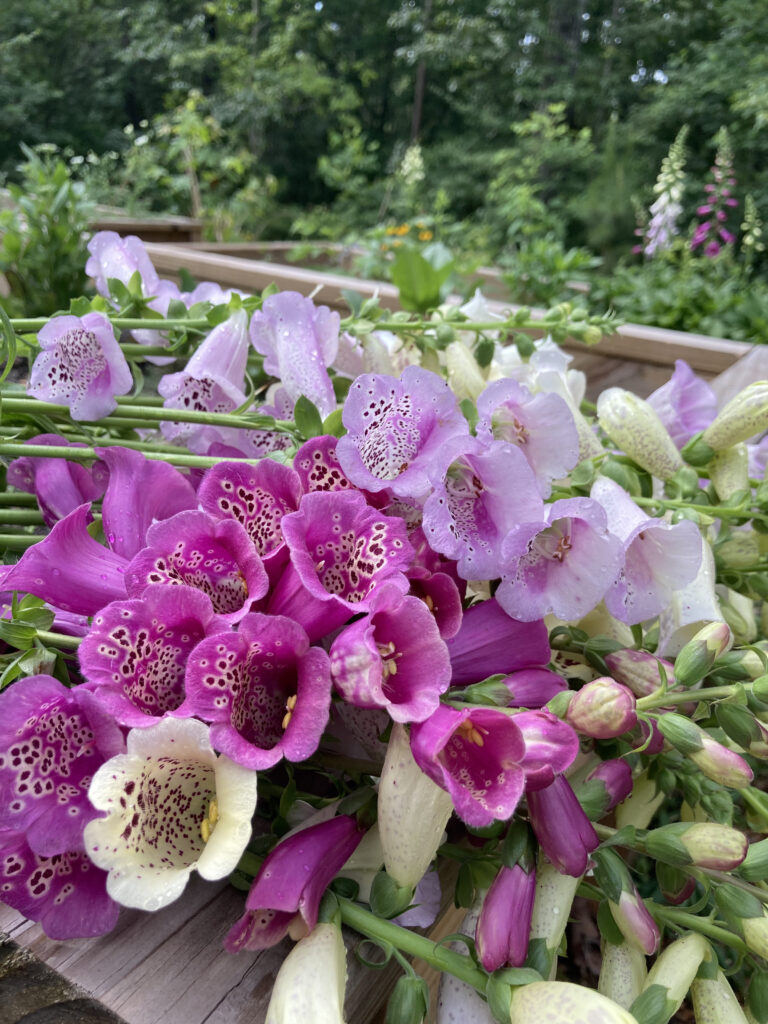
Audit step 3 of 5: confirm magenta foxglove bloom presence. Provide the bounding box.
[180,613,332,770]
[86,231,160,299]
[410,705,527,827]
[0,675,124,855]
[0,832,119,939]
[225,815,364,951]
[79,585,224,727]
[646,360,717,448]
[125,510,268,624]
[446,598,550,686]
[249,291,340,418]
[406,566,463,639]
[476,863,536,970]
[422,437,545,581]
[268,490,413,641]
[27,313,133,420]
[527,775,599,876]
[337,366,469,500]
[476,378,579,497]
[294,435,356,493]
[591,476,702,624]
[205,427,293,461]
[7,434,108,528]
[498,497,624,622]
[329,582,451,723]
[503,668,568,708]
[514,710,580,790]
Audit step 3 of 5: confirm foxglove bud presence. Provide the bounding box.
[575,759,634,820]
[674,622,732,687]
[615,770,664,830]
[509,982,638,1024]
[716,532,762,572]
[656,862,696,905]
[703,381,768,450]
[637,932,709,1021]
[529,854,581,967]
[598,941,647,1010]
[444,341,487,402]
[709,443,749,500]
[604,649,675,698]
[748,971,768,1024]
[717,703,768,759]
[646,822,748,870]
[566,678,637,738]
[597,387,684,480]
[691,953,750,1024]
[593,848,660,955]
[714,884,768,958]
[658,713,754,787]
[386,975,429,1024]
[475,863,536,970]
[265,923,347,1024]
[719,587,758,645]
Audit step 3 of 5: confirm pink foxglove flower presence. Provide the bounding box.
[527,775,599,876]
[86,231,160,299]
[445,598,550,686]
[7,434,108,528]
[515,710,580,790]
[293,434,357,494]
[476,863,536,970]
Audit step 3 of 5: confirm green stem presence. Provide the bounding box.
[338,898,489,994]
[0,442,258,469]
[633,495,752,521]
[0,509,45,525]
[649,905,749,954]
[10,318,210,333]
[0,492,38,506]
[0,533,41,549]
[636,683,750,712]
[36,631,83,650]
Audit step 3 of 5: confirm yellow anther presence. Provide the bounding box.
[423,594,435,612]
[282,694,298,730]
[201,818,210,843]
[456,719,485,747]
[200,797,219,843]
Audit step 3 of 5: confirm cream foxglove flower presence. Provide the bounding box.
[266,923,347,1024]
[509,981,638,1023]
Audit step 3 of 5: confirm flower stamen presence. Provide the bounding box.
[282,693,298,730]
[200,796,219,843]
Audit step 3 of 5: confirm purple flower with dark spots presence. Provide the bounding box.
[527,775,599,876]
[646,360,717,449]
[410,705,527,827]
[476,863,536,970]
[180,613,332,770]
[294,435,356,493]
[125,510,268,624]
[7,434,108,528]
[329,582,451,723]
[446,598,550,686]
[268,490,413,641]
[225,815,363,951]
[79,585,224,727]
[338,366,469,500]
[0,676,124,855]
[27,313,133,420]
[205,427,293,461]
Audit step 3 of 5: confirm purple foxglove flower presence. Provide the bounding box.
[337,366,469,500]
[406,566,463,639]
[476,378,579,497]
[0,675,124,855]
[583,759,634,815]
[422,436,545,581]
[498,497,624,622]
[0,831,119,939]
[86,231,160,298]
[182,281,243,306]
[7,434,108,528]
[514,710,580,790]
[503,668,568,708]
[205,427,293,461]
[96,446,198,560]
[527,775,599,876]
[85,717,257,911]
[476,863,536,970]
[198,458,302,576]
[224,815,363,951]
[566,678,637,739]
[267,490,413,642]
[125,510,268,624]
[410,705,526,827]
[329,582,451,723]
[180,612,332,769]
[27,313,133,420]
[446,598,550,686]
[293,434,356,493]
[3,504,128,616]
[646,361,717,448]
[249,291,340,418]
[79,585,224,727]
[591,476,702,625]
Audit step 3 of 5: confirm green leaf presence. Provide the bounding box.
[294,395,325,439]
[369,871,414,919]
[322,408,345,438]
[629,985,676,1024]
[596,900,625,946]
[391,246,454,313]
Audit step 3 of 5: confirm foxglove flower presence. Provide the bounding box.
[503,668,568,708]
[406,566,463,639]
[7,434,108,528]
[224,816,362,950]
[180,613,332,769]
[509,982,638,1024]
[263,923,347,1024]
[446,598,550,686]
[598,942,647,1011]
[703,381,768,450]
[527,775,599,876]
[476,863,536,969]
[594,850,659,955]
[293,435,356,494]
[642,933,709,1021]
[646,360,717,448]
[577,759,634,819]
[657,534,724,656]
[86,231,160,299]
[603,649,674,698]
[597,388,684,480]
[250,291,339,418]
[329,582,451,723]
[84,718,257,911]
[27,313,133,420]
[514,710,580,790]
[337,366,469,500]
[566,678,637,739]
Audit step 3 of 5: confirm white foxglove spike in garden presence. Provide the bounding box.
[265,923,347,1024]
[84,718,257,911]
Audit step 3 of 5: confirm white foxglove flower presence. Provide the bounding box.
[266,923,347,1024]
[509,981,638,1023]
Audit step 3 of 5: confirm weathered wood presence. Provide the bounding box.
[91,216,203,244]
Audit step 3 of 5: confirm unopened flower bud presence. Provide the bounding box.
[691,947,750,1024]
[566,678,637,738]
[703,381,768,450]
[641,932,709,1019]
[716,532,762,572]
[604,649,675,698]
[509,981,638,1024]
[598,941,647,1010]
[709,443,750,500]
[265,923,347,1024]
[444,341,486,402]
[646,822,748,870]
[714,884,765,956]
[597,387,684,480]
[656,861,696,905]
[593,848,660,955]
[386,975,429,1024]
[476,863,536,971]
[748,971,768,1024]
[674,622,732,687]
[681,431,716,467]
[718,588,758,645]
[716,703,768,759]
[575,759,634,819]
[657,712,754,787]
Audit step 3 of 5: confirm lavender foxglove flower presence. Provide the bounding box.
[7,434,108,527]
[249,291,340,418]
[445,598,550,686]
[27,313,133,420]
[527,775,599,876]
[224,816,363,950]
[337,366,469,500]
[642,127,687,258]
[180,612,332,769]
[329,582,451,723]
[476,863,536,970]
[86,231,160,299]
[85,718,257,911]
[205,427,293,461]
[646,360,717,448]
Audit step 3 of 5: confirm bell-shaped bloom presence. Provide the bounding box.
[566,678,637,739]
[476,863,536,970]
[498,497,624,622]
[86,231,160,299]
[410,705,527,827]
[125,510,268,624]
[509,981,638,1024]
[0,675,124,855]
[263,923,347,1024]
[446,598,550,686]
[224,816,363,951]
[503,668,568,708]
[267,490,413,642]
[293,434,356,494]
[206,426,294,462]
[84,717,257,912]
[691,962,750,1024]
[598,942,647,1011]
[0,831,119,940]
[476,378,579,497]
[591,476,702,625]
[527,775,599,876]
[27,312,133,420]
[329,582,451,723]
[249,291,340,418]
[406,566,463,640]
[597,387,684,480]
[7,434,108,527]
[657,535,724,656]
[422,436,545,581]
[514,710,580,790]
[642,933,709,1020]
[180,613,332,770]
[337,366,469,500]
[646,360,717,448]
[79,585,224,726]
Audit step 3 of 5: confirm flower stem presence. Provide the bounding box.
[0,441,256,469]
[0,509,45,525]
[9,318,211,333]
[648,905,749,954]
[636,682,751,711]
[0,533,41,549]
[36,631,83,649]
